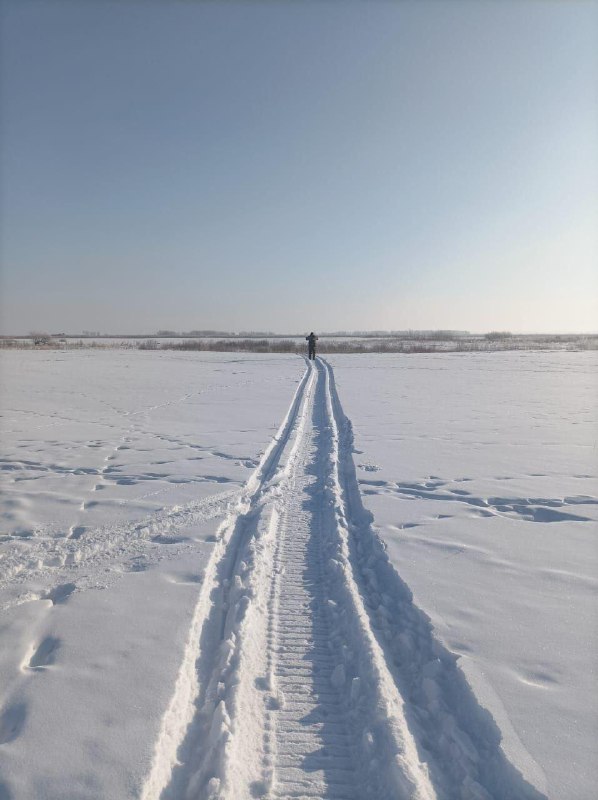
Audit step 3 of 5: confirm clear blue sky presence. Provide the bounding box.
[1,0,596,334]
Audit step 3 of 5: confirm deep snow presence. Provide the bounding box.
[0,349,595,799]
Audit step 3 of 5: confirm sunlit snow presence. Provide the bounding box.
[0,349,595,800]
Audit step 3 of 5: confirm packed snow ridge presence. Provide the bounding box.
[140,359,546,800]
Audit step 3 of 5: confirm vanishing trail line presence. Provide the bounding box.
[142,359,546,800]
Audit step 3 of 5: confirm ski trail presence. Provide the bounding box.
[142,358,547,800]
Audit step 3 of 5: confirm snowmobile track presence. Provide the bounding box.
[142,359,547,800]
[265,407,358,800]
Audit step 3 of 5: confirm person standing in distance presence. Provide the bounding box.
[306,332,318,360]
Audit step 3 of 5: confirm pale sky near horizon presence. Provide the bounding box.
[1,0,597,335]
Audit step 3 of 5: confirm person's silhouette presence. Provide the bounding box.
[306,332,318,360]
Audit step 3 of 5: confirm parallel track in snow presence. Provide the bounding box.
[142,359,547,800]
[265,367,358,799]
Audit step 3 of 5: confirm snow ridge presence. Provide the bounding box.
[315,363,436,799]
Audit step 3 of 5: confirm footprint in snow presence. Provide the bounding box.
[166,572,203,585]
[0,778,13,799]
[358,463,382,472]
[43,583,76,605]
[236,459,257,468]
[27,636,61,669]
[127,560,149,573]
[151,535,188,545]
[0,703,27,745]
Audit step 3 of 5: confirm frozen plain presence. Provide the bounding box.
[0,349,596,800]
[326,351,598,800]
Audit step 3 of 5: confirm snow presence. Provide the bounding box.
[0,349,596,800]
[0,350,305,799]
[327,351,598,800]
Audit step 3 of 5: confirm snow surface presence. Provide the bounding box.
[0,349,595,799]
[327,351,598,800]
[0,351,304,799]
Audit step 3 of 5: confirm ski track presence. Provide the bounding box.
[142,359,548,800]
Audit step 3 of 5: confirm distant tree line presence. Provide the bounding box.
[140,335,598,354]
[1,332,596,353]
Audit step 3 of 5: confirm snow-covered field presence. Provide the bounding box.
[327,352,598,800]
[0,350,595,799]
